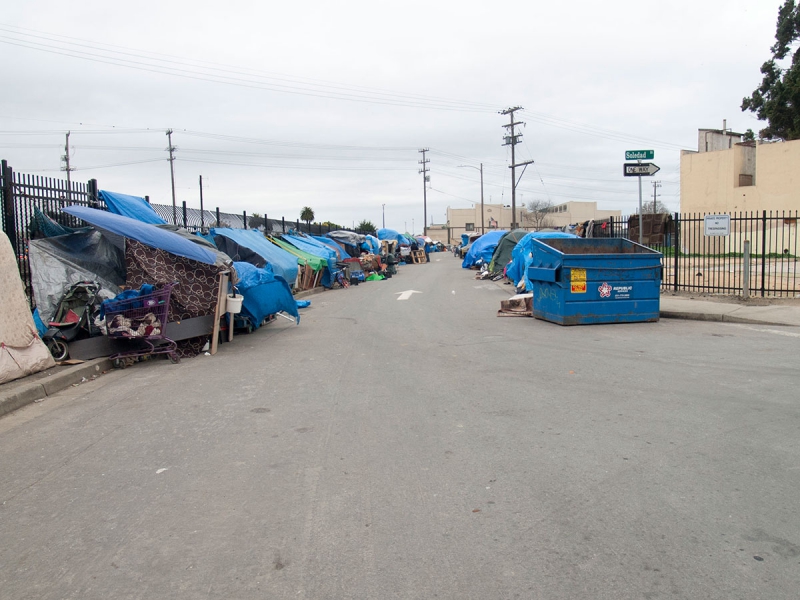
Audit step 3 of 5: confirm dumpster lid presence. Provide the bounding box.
[535,238,660,255]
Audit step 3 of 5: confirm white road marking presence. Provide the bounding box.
[396,290,422,301]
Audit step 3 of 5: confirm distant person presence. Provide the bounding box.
[424,241,430,262]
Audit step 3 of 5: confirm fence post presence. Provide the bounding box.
[216,207,220,228]
[182,201,187,228]
[1,160,16,250]
[673,212,680,291]
[264,213,268,233]
[296,219,300,231]
[743,240,750,299]
[282,217,285,233]
[760,210,767,297]
[243,211,248,230]
[609,215,614,237]
[145,195,150,204]
[87,179,99,208]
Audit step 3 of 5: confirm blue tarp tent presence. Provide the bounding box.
[283,233,337,287]
[461,230,507,268]
[378,228,407,245]
[99,190,167,225]
[63,205,215,264]
[364,235,381,254]
[211,228,298,284]
[312,235,347,260]
[233,262,299,327]
[506,231,578,290]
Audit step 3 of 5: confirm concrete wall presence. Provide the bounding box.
[681,139,800,214]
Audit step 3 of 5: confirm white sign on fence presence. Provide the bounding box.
[704,214,731,236]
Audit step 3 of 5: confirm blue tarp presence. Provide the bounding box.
[461,230,507,268]
[99,190,167,225]
[211,228,299,284]
[377,228,408,245]
[283,233,337,287]
[312,235,347,260]
[233,262,299,327]
[63,205,216,265]
[364,235,381,254]
[506,231,579,290]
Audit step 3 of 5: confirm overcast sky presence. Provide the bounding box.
[0,0,782,233]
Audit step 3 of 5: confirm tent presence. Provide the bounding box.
[363,234,381,254]
[312,236,347,260]
[461,230,507,268]
[327,230,366,257]
[270,237,333,288]
[505,231,579,290]
[488,229,528,274]
[232,262,299,327]
[377,228,408,245]
[99,190,167,225]
[1,231,55,384]
[210,228,298,284]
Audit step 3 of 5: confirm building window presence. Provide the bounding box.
[465,223,474,231]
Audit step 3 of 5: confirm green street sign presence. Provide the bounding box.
[625,150,654,160]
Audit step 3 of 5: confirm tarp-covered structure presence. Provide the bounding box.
[364,235,381,254]
[99,190,167,225]
[377,228,408,245]
[1,231,56,384]
[28,230,126,323]
[232,262,299,327]
[282,233,337,287]
[461,230,507,268]
[488,229,528,274]
[505,231,578,291]
[327,230,365,257]
[270,236,333,288]
[210,228,298,284]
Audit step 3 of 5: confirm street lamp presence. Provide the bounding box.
[458,163,484,233]
[382,203,385,229]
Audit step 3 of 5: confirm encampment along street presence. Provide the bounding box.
[1,256,799,600]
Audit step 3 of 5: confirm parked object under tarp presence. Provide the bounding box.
[1,231,55,384]
[326,230,365,257]
[377,228,408,245]
[211,228,298,285]
[462,230,507,268]
[28,230,125,323]
[505,231,579,291]
[232,262,299,327]
[99,190,167,225]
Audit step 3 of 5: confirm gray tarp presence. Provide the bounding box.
[28,231,125,323]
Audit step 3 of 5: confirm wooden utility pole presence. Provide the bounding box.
[61,131,73,201]
[418,148,430,237]
[166,129,177,225]
[501,107,523,228]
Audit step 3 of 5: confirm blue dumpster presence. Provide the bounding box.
[527,238,662,325]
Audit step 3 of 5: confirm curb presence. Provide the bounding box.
[659,311,794,327]
[0,358,113,418]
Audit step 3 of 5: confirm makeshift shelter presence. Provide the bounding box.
[461,230,507,268]
[364,235,381,254]
[28,230,126,323]
[505,231,578,291]
[327,230,365,257]
[312,236,347,260]
[99,190,167,225]
[282,234,337,286]
[270,237,332,289]
[488,229,528,274]
[231,262,299,327]
[210,228,298,285]
[377,228,408,245]
[1,231,55,384]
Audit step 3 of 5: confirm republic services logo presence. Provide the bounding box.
[598,282,612,298]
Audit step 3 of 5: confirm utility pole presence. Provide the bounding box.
[166,129,177,225]
[199,175,205,231]
[501,107,524,228]
[61,131,73,201]
[418,148,430,237]
[651,180,662,214]
[382,203,386,229]
[457,163,484,233]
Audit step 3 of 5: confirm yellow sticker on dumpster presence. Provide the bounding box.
[570,268,587,293]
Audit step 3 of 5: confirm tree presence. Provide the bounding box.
[300,206,315,227]
[522,199,554,230]
[741,0,800,140]
[356,219,377,235]
[248,212,266,229]
[633,199,671,214]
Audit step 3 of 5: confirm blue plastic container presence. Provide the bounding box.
[527,238,662,325]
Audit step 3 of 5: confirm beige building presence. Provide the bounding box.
[446,203,524,236]
[681,129,800,213]
[540,201,621,228]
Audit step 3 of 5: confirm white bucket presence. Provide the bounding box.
[226,294,243,314]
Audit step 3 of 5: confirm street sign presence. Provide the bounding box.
[625,150,654,160]
[623,163,660,176]
[704,214,730,236]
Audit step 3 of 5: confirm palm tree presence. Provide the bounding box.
[300,206,315,230]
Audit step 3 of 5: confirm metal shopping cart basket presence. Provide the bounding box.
[105,282,180,367]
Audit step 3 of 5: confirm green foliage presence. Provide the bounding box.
[322,220,342,230]
[741,0,800,140]
[300,206,315,224]
[356,219,377,235]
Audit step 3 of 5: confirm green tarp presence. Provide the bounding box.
[489,229,529,274]
[269,237,327,271]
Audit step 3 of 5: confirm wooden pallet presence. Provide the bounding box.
[411,250,426,264]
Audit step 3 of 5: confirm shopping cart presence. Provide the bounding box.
[105,282,180,367]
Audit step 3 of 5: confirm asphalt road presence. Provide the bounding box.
[1,255,799,600]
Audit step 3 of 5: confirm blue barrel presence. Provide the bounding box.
[527,238,662,325]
